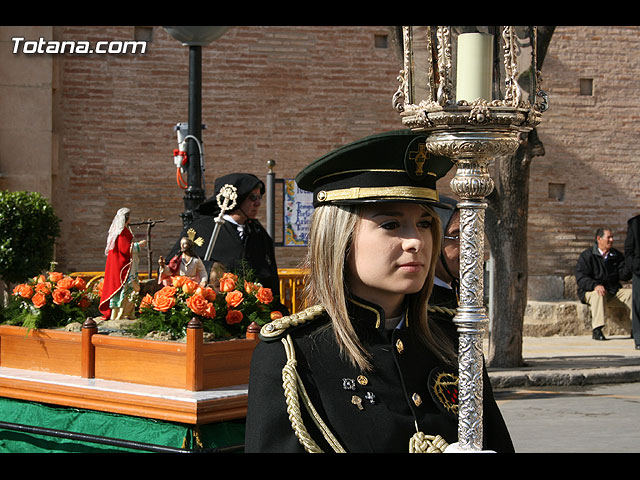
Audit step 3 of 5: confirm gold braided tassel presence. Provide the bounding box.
[281,335,346,453]
[409,432,449,453]
[427,305,457,317]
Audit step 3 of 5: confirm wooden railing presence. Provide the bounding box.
[277,268,308,314]
[70,268,310,315]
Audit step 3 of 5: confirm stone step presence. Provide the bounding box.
[524,300,631,337]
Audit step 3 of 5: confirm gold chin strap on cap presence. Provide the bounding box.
[316,186,438,204]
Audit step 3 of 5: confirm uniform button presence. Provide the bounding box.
[395,339,404,354]
[412,393,422,407]
[357,375,368,386]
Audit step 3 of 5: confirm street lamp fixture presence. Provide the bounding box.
[393,26,548,451]
[163,26,231,228]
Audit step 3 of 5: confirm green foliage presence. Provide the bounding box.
[0,191,61,285]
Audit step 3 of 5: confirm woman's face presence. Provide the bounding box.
[237,187,262,221]
[346,202,434,315]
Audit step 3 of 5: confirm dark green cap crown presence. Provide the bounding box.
[296,130,453,208]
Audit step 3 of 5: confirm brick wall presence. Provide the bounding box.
[53,25,404,273]
[529,26,640,280]
[4,25,640,290]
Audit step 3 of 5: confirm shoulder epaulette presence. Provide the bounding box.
[259,304,326,341]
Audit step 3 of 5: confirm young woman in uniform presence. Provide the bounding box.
[244,130,514,453]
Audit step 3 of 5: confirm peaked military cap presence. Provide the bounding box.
[295,130,454,208]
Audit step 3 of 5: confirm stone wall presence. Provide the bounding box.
[523,275,632,337]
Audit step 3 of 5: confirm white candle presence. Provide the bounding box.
[456,32,494,103]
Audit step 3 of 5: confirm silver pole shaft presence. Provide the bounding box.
[426,129,519,451]
[204,216,225,261]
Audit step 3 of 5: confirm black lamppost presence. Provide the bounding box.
[163,26,230,228]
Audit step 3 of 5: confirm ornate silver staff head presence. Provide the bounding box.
[216,184,238,217]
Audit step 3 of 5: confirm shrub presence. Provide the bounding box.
[0,191,61,286]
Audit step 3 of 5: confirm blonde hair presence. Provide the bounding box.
[303,203,456,371]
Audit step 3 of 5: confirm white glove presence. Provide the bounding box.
[444,442,495,453]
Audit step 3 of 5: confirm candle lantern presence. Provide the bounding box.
[393,26,548,451]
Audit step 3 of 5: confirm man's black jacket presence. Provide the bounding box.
[575,244,631,303]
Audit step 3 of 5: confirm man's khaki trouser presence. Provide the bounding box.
[585,287,633,330]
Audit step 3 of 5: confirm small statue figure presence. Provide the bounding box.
[99,207,146,320]
[158,236,208,287]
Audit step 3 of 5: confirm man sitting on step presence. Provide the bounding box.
[575,227,632,340]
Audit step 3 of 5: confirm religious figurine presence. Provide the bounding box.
[99,207,146,320]
[158,235,208,287]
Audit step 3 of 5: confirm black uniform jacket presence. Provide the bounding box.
[575,244,631,303]
[244,296,514,453]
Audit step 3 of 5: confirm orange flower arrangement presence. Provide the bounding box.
[134,264,282,340]
[4,271,100,330]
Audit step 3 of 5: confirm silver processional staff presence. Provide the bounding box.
[204,184,238,261]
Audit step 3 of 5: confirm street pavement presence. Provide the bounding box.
[486,334,640,389]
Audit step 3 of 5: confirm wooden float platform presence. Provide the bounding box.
[0,365,249,425]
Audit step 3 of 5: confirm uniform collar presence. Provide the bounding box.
[347,296,408,332]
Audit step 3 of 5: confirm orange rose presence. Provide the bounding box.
[172,276,187,288]
[157,285,177,297]
[221,272,238,282]
[182,279,199,295]
[31,292,47,309]
[225,290,244,308]
[35,283,51,296]
[256,287,273,305]
[225,309,243,324]
[196,286,217,302]
[34,274,47,284]
[204,302,216,319]
[140,293,153,310]
[13,284,33,299]
[152,291,176,312]
[73,277,87,291]
[244,280,260,294]
[52,288,72,305]
[57,276,74,290]
[270,310,283,320]
[186,293,209,316]
[219,276,236,293]
[48,271,64,283]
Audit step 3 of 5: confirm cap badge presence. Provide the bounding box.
[405,136,432,181]
[409,143,427,176]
